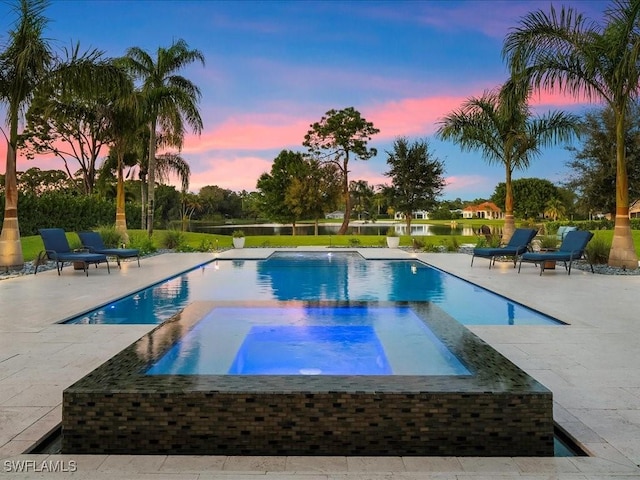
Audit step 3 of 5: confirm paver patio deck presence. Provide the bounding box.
[1,249,639,479]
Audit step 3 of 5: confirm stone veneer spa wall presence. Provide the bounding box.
[62,301,554,456]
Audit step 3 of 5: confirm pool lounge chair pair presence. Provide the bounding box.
[35,229,139,276]
[518,230,594,276]
[471,228,537,269]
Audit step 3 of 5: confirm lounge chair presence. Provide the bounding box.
[36,228,110,276]
[518,230,594,275]
[471,228,538,268]
[77,231,140,268]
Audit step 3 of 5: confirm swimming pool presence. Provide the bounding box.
[62,251,555,456]
[67,252,562,326]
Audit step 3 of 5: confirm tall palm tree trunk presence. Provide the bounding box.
[503,163,516,242]
[146,120,157,237]
[0,113,24,270]
[609,112,638,268]
[139,168,147,230]
[115,153,129,244]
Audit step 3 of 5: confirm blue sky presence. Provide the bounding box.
[0,0,610,199]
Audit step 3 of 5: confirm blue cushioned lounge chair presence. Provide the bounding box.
[78,231,140,268]
[36,228,110,276]
[518,230,594,276]
[471,228,537,269]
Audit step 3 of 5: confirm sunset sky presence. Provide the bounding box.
[0,0,610,200]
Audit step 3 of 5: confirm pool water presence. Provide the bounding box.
[67,252,562,326]
[145,305,471,376]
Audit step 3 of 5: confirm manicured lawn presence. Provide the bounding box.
[18,225,640,262]
[19,230,465,262]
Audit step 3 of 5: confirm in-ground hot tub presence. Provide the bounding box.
[62,300,554,456]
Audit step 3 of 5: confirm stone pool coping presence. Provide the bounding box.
[1,249,639,478]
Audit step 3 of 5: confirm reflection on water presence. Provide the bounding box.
[71,275,191,324]
[189,223,502,237]
[66,252,558,327]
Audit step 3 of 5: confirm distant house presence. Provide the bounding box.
[602,200,640,219]
[462,202,504,220]
[325,211,344,219]
[394,210,429,221]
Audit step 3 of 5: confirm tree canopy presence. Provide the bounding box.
[491,177,561,220]
[256,150,307,227]
[565,104,640,218]
[303,107,379,234]
[384,137,446,229]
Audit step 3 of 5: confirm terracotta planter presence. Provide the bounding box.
[539,248,556,269]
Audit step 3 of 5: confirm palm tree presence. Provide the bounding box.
[120,39,204,236]
[155,152,191,194]
[0,0,129,270]
[503,1,640,268]
[105,89,141,244]
[437,83,578,241]
[0,0,52,270]
[544,197,566,221]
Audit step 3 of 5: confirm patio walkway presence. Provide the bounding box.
[1,249,639,479]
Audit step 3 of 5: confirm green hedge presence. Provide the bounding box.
[544,219,619,233]
[0,192,142,236]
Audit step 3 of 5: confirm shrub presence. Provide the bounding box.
[161,230,185,250]
[440,236,460,252]
[0,191,142,236]
[232,230,245,238]
[585,234,611,264]
[128,233,156,256]
[411,237,425,250]
[422,242,443,253]
[386,227,398,237]
[97,225,122,248]
[539,235,558,250]
[197,238,216,252]
[475,235,501,248]
[348,237,361,247]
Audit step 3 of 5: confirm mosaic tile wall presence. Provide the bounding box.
[62,301,555,456]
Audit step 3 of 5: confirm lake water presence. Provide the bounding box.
[190,223,501,237]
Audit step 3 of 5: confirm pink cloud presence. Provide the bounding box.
[0,144,64,174]
[188,154,274,192]
[528,87,592,107]
[183,114,310,153]
[366,97,467,139]
[444,175,495,194]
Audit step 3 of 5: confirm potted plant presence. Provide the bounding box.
[232,230,245,249]
[386,227,400,248]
